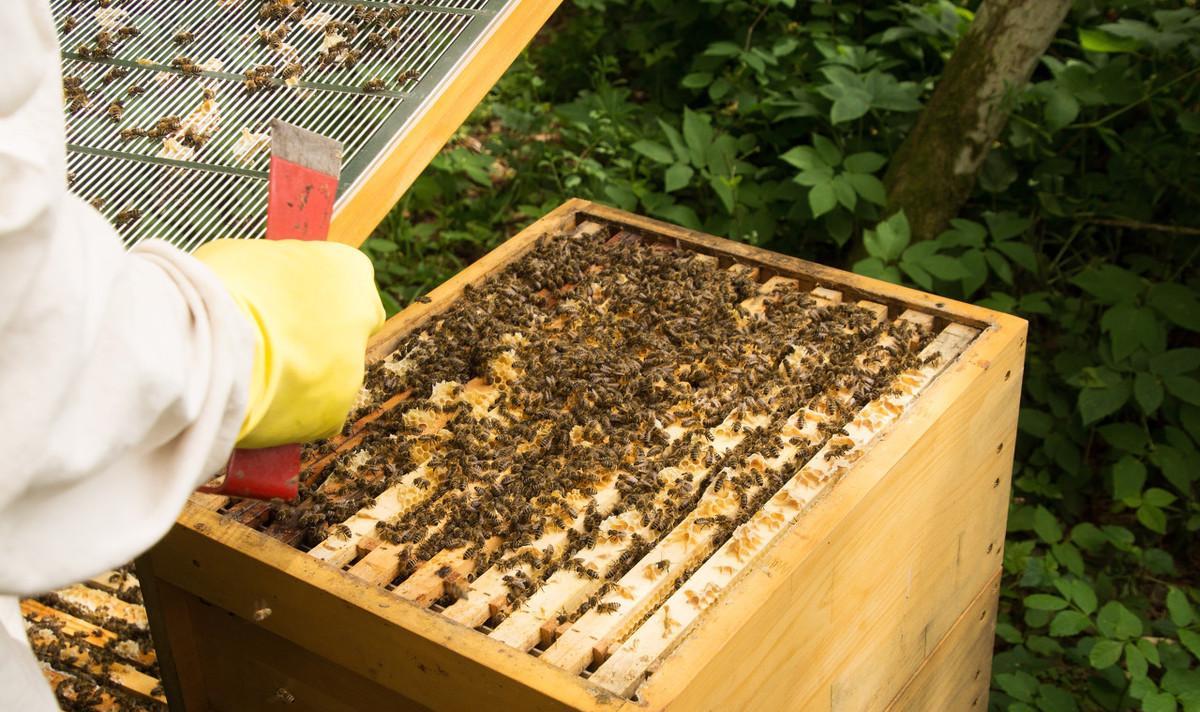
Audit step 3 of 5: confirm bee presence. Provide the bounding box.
[118,25,140,39]
[101,100,130,125]
[653,560,670,572]
[172,57,201,75]
[595,601,620,615]
[436,565,452,578]
[89,197,106,210]
[395,69,421,85]
[126,85,145,97]
[332,524,352,540]
[173,30,195,46]
[62,16,77,33]
[113,208,141,229]
[100,67,127,85]
[361,78,387,93]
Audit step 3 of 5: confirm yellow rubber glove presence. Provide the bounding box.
[193,239,386,448]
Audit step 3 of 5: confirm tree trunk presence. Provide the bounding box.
[883,0,1071,242]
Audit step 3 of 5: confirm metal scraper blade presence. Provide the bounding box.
[199,120,341,501]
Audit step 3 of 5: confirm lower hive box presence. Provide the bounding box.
[22,567,166,711]
[138,199,1026,711]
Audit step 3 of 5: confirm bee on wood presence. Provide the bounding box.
[595,601,620,615]
[436,565,452,578]
[173,30,195,46]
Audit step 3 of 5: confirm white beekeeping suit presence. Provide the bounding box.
[0,3,384,708]
[0,3,254,708]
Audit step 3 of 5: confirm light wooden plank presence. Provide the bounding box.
[27,626,165,703]
[885,570,1000,711]
[21,600,155,668]
[51,584,148,631]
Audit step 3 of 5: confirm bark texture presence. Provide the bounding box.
[884,0,1071,241]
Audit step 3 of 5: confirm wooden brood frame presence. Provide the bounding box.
[138,199,1026,711]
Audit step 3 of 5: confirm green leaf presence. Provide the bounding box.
[1151,349,1200,376]
[1165,376,1200,406]
[703,41,742,57]
[830,175,857,211]
[843,152,887,173]
[984,211,1033,241]
[1072,265,1144,305]
[995,671,1038,702]
[1025,594,1069,611]
[653,203,702,230]
[1135,372,1164,414]
[1136,638,1160,667]
[1098,601,1144,639]
[811,135,843,167]
[682,108,713,168]
[985,249,1014,285]
[780,146,827,172]
[864,212,910,262]
[1034,505,1063,543]
[632,140,676,165]
[994,241,1039,274]
[960,249,988,297]
[1079,27,1143,53]
[1138,503,1168,533]
[1046,88,1081,130]
[1179,629,1200,659]
[1090,639,1123,669]
[1145,488,1176,507]
[1148,283,1200,331]
[1142,691,1178,712]
[1168,588,1195,627]
[1065,579,1099,614]
[831,92,871,123]
[656,119,690,165]
[921,255,969,281]
[852,257,902,284]
[1079,379,1131,424]
[709,176,736,215]
[1127,642,1150,680]
[1038,684,1079,712]
[664,163,694,193]
[1150,445,1195,494]
[680,72,713,89]
[1103,304,1144,361]
[844,172,887,206]
[809,182,837,218]
[1112,455,1147,502]
[1049,610,1091,636]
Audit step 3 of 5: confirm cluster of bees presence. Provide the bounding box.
[25,570,162,711]
[259,227,931,624]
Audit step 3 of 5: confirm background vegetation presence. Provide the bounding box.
[364,2,1200,709]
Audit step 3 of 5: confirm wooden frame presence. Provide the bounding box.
[140,199,1025,711]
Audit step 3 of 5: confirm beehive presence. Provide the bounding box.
[21,568,166,711]
[138,200,1025,711]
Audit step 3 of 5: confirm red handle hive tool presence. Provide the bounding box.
[199,120,343,501]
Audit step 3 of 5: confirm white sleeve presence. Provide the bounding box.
[0,0,256,596]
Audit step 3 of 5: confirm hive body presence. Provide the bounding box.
[139,200,1025,711]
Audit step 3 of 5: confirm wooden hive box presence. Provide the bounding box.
[137,199,1025,711]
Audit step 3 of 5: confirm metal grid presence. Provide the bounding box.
[53,0,513,250]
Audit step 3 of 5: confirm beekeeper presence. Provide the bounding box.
[0,3,386,708]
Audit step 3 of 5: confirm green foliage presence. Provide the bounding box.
[362,2,1200,709]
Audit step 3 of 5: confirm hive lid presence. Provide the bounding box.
[54,0,555,252]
